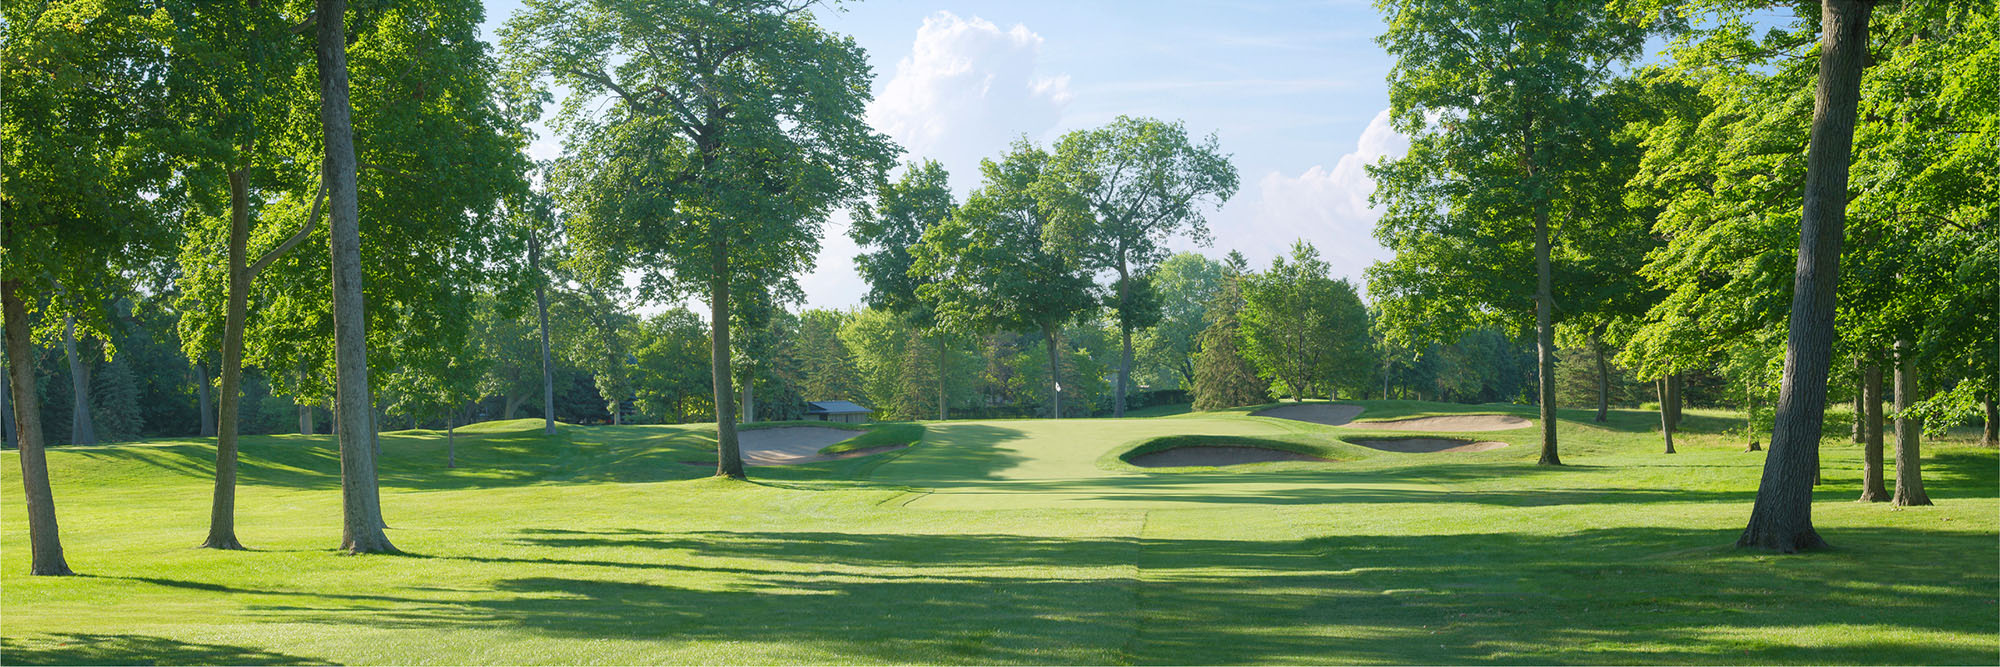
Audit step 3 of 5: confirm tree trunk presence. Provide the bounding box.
[1858,362,1888,501]
[1533,201,1560,466]
[1737,0,1872,553]
[446,416,455,469]
[203,167,253,551]
[503,393,523,420]
[1850,357,1864,443]
[4,280,74,575]
[1593,333,1609,423]
[1659,378,1675,454]
[1891,339,1930,506]
[61,315,96,445]
[194,358,216,437]
[317,0,393,554]
[298,404,312,435]
[739,376,753,424]
[1667,373,1683,432]
[1982,393,1996,447]
[1044,327,1063,419]
[530,232,556,436]
[1,361,11,448]
[937,335,948,421]
[1114,261,1131,418]
[710,245,745,480]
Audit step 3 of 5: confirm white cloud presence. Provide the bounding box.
[803,11,1072,311]
[866,11,1071,189]
[1197,108,1408,297]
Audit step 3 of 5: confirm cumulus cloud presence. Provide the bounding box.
[803,12,1072,311]
[1199,108,1408,296]
[866,11,1071,187]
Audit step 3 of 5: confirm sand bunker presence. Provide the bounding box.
[1127,445,1334,468]
[1346,414,1530,432]
[1347,438,1510,453]
[722,427,908,466]
[1252,403,1364,426]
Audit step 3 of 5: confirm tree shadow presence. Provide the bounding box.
[98,524,1996,665]
[0,633,332,666]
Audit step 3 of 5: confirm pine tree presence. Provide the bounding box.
[1193,260,1268,412]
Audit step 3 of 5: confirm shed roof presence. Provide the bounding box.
[805,400,872,414]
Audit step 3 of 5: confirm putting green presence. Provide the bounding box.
[1,401,1994,665]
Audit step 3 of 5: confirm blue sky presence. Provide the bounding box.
[479,0,1409,311]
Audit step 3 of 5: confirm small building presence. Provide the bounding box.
[804,400,873,424]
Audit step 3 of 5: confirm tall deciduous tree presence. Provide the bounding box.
[1044,117,1238,417]
[315,0,392,554]
[851,160,958,419]
[913,141,1099,419]
[1240,242,1370,401]
[1372,0,1647,466]
[505,0,893,479]
[3,0,177,575]
[1137,253,1229,392]
[1736,0,1875,553]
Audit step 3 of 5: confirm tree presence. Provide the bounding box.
[1373,0,1648,466]
[506,0,893,479]
[554,284,636,425]
[630,309,712,424]
[851,160,959,419]
[1137,253,1229,392]
[3,0,180,574]
[315,0,393,554]
[1735,0,1877,553]
[1192,253,1268,411]
[913,141,1099,419]
[1044,117,1238,417]
[1240,242,1369,402]
[796,309,862,402]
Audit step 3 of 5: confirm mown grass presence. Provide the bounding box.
[2,402,1994,665]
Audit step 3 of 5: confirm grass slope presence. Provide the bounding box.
[2,404,1994,665]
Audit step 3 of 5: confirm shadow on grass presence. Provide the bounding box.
[96,525,1999,665]
[0,633,332,666]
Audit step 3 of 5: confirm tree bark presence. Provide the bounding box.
[1737,0,1872,553]
[317,0,393,554]
[1044,327,1063,419]
[298,367,314,436]
[1114,260,1131,418]
[710,243,745,479]
[1982,393,1996,447]
[1850,357,1864,443]
[5,280,74,575]
[1891,339,1930,506]
[1858,362,1888,501]
[194,358,216,437]
[1667,373,1683,432]
[1659,378,1675,454]
[1593,333,1609,423]
[203,167,253,551]
[740,376,753,424]
[1533,201,1560,466]
[530,232,556,435]
[503,393,524,420]
[937,335,948,421]
[446,416,456,469]
[1,361,11,448]
[61,315,96,445]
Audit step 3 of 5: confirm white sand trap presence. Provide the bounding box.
[1346,414,1531,432]
[1128,445,1334,468]
[1253,403,1365,426]
[730,427,905,466]
[1348,437,1510,453]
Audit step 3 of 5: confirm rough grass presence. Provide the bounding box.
[2,402,1994,665]
[819,422,925,455]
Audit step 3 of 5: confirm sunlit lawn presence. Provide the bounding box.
[2,401,1994,665]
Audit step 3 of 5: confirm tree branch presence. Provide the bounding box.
[246,178,327,281]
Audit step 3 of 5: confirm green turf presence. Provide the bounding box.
[2,401,1994,665]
